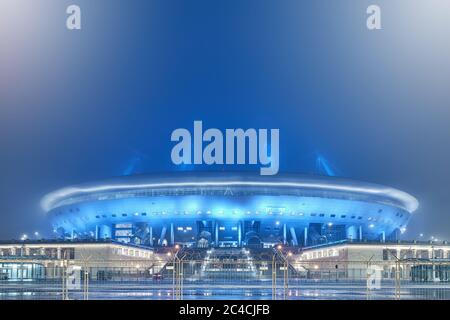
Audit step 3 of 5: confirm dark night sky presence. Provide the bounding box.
[1,0,450,240]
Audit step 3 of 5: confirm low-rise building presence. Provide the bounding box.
[0,240,169,280]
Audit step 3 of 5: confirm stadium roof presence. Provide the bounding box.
[41,172,419,213]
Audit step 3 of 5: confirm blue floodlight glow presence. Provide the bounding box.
[315,154,337,177]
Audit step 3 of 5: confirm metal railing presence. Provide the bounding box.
[2,256,450,300]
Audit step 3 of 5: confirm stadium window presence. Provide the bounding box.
[341,215,346,218]
[141,213,147,216]
[351,216,356,219]
[95,215,100,219]
[357,216,362,220]
[112,214,116,217]
[122,213,127,217]
[330,214,336,218]
[102,215,107,218]
[319,213,325,217]
[311,213,317,217]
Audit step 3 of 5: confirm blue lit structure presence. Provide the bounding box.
[41,173,418,248]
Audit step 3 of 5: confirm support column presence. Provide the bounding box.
[381,231,386,243]
[159,226,167,246]
[393,228,401,241]
[238,222,242,247]
[149,226,153,247]
[359,226,363,241]
[95,225,99,240]
[215,221,219,247]
[283,224,287,245]
[170,223,175,245]
[290,227,298,246]
[304,227,308,247]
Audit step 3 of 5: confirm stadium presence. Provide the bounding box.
[41,172,419,248]
[6,172,450,301]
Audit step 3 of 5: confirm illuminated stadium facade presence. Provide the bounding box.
[41,173,418,248]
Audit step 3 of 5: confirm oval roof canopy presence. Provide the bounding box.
[41,172,419,213]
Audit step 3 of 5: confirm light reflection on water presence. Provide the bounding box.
[1,283,450,300]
